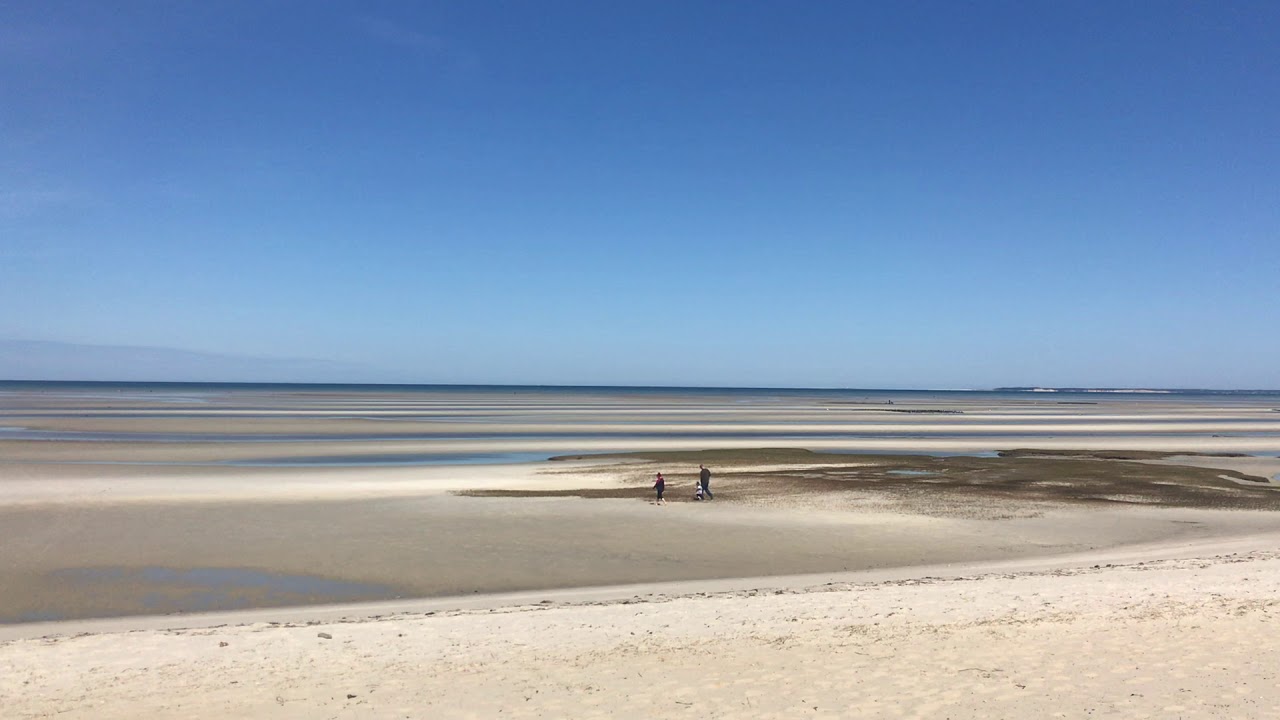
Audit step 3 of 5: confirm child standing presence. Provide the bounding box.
[654,472,665,504]
[694,481,705,501]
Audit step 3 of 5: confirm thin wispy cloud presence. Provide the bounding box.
[356,15,446,53]
[0,189,93,220]
[0,237,77,263]
[0,10,135,68]
[0,23,80,63]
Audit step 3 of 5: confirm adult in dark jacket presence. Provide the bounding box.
[699,464,713,500]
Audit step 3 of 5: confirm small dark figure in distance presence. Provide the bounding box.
[654,472,666,504]
[699,464,713,500]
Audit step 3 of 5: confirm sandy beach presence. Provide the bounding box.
[3,384,1280,717]
[5,534,1280,718]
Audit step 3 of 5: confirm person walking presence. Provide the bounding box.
[654,472,666,504]
[699,464,713,500]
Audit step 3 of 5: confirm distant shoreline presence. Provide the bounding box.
[3,379,1278,395]
[995,386,1280,395]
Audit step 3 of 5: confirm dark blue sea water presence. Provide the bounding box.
[2,379,1278,401]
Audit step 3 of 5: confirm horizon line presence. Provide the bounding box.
[2,379,1278,394]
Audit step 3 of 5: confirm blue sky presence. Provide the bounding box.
[2,1,1277,388]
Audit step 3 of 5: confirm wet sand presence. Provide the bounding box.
[3,448,1280,623]
[4,385,1280,463]
[9,490,1280,624]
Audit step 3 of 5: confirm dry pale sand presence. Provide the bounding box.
[4,532,1280,719]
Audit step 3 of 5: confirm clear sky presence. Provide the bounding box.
[2,1,1277,388]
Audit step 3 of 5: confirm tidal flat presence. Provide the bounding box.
[2,383,1279,623]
